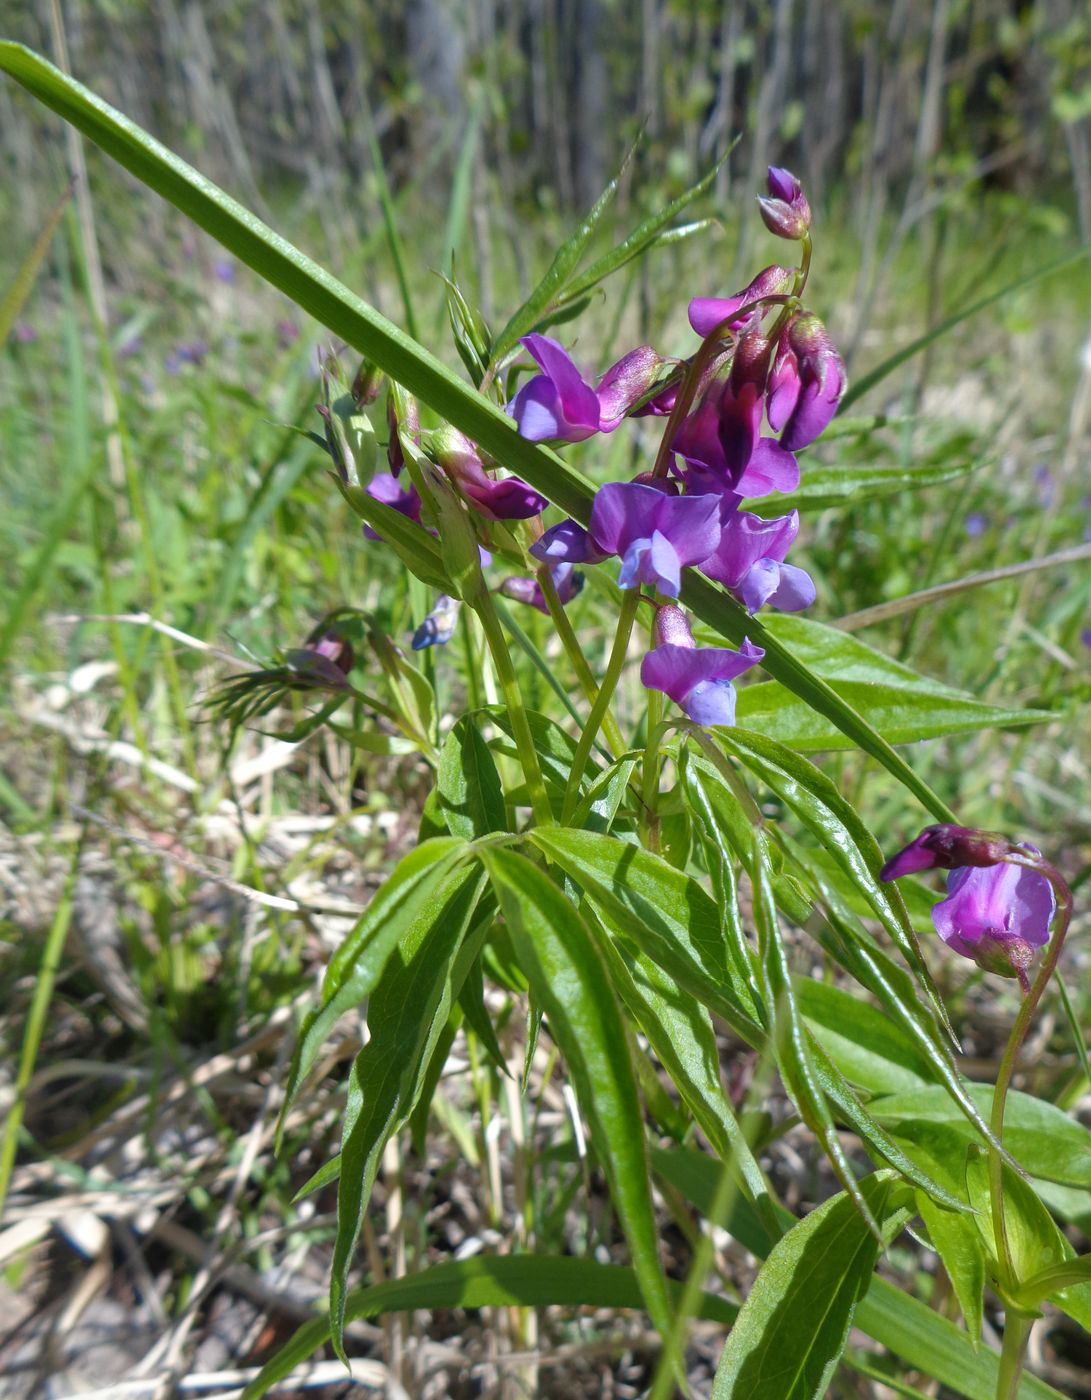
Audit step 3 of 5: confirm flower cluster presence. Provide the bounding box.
[334,166,845,723]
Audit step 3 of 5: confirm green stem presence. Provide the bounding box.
[987,854,1072,1296]
[995,1312,1033,1400]
[0,835,83,1218]
[536,564,626,758]
[640,687,664,852]
[562,587,640,822]
[473,586,554,827]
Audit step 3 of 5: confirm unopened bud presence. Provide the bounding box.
[757,196,809,242]
[880,824,1017,882]
[653,604,696,650]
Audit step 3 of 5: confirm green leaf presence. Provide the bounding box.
[713,727,951,1041]
[915,1187,986,1342]
[489,161,625,366]
[278,838,470,1132]
[559,153,729,303]
[799,980,936,1096]
[332,475,453,592]
[659,1145,1066,1400]
[437,714,507,840]
[331,869,488,1358]
[734,616,1047,749]
[241,1254,737,1400]
[476,846,674,1343]
[711,1172,913,1400]
[0,41,960,820]
[527,827,764,1044]
[591,919,779,1238]
[750,829,877,1233]
[871,1086,1091,1189]
[749,455,983,514]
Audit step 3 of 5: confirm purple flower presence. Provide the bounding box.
[429,426,546,520]
[213,259,236,284]
[363,472,422,540]
[964,512,988,539]
[700,506,815,614]
[530,518,610,566]
[641,605,764,726]
[589,482,723,597]
[757,166,812,241]
[776,314,845,451]
[688,265,797,339]
[412,595,460,650]
[499,562,584,614]
[880,824,1056,988]
[12,321,37,344]
[509,335,666,443]
[301,628,354,677]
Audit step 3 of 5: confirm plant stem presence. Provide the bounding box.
[562,587,640,822]
[536,564,626,758]
[987,855,1072,1293]
[473,587,554,827]
[640,687,664,852]
[995,1312,1033,1400]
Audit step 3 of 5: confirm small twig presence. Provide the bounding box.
[46,610,257,670]
[835,542,1091,631]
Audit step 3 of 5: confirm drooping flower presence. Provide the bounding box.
[881,825,1056,988]
[509,335,667,443]
[412,595,461,650]
[530,518,611,567]
[640,605,764,726]
[688,264,797,340]
[588,482,723,597]
[363,471,422,540]
[774,313,846,451]
[429,426,547,520]
[699,505,815,614]
[498,562,584,614]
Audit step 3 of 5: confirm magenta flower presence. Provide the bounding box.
[700,506,815,614]
[499,562,584,614]
[774,314,846,451]
[509,335,666,443]
[589,482,723,597]
[880,824,1015,880]
[757,166,812,241]
[641,606,764,726]
[688,264,797,339]
[429,426,546,520]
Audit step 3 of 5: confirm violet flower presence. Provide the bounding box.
[688,264,797,340]
[363,471,422,541]
[881,824,1056,987]
[509,335,666,443]
[412,595,460,650]
[429,426,547,520]
[641,606,764,726]
[530,518,611,567]
[588,481,723,597]
[700,506,815,614]
[774,314,846,451]
[498,562,584,614]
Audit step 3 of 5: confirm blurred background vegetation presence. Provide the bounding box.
[1,2,1090,1394]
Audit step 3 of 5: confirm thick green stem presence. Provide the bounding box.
[987,855,1072,1293]
[995,1312,1033,1400]
[562,588,640,822]
[473,587,554,827]
[536,564,626,758]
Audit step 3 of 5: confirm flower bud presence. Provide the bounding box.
[880,824,1017,882]
[777,313,846,450]
[412,595,460,651]
[653,604,696,650]
[757,197,808,242]
[387,387,420,476]
[351,359,384,408]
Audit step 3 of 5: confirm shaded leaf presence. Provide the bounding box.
[437,713,507,839]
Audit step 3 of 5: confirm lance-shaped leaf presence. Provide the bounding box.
[278,838,472,1130]
[747,454,983,514]
[437,713,507,840]
[240,1254,737,1400]
[330,869,489,1359]
[915,1187,986,1343]
[711,1172,914,1400]
[0,40,960,824]
[528,827,764,1044]
[476,846,674,1345]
